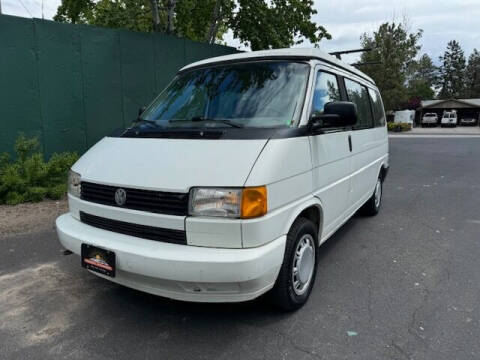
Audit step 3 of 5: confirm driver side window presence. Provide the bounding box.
[311,72,341,117]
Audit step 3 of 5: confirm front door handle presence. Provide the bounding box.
[348,135,352,152]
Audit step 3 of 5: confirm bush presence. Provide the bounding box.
[0,134,78,205]
[387,122,412,132]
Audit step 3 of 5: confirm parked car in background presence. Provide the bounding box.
[460,116,477,126]
[56,48,389,311]
[421,113,438,127]
[441,111,457,127]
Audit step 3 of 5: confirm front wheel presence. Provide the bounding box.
[269,217,319,311]
[360,176,383,216]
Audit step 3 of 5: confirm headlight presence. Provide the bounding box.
[68,170,81,198]
[189,186,267,219]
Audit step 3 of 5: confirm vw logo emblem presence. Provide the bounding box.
[115,188,127,206]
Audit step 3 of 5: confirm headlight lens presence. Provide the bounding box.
[189,186,267,219]
[68,170,81,198]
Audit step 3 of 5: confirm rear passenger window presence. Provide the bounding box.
[344,78,373,128]
[311,72,341,116]
[368,88,386,127]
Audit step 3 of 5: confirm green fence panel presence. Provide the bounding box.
[184,38,216,66]
[35,19,87,156]
[119,30,157,126]
[153,34,185,92]
[80,25,123,147]
[0,15,42,155]
[209,43,238,57]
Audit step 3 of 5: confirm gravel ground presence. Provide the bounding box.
[0,199,67,238]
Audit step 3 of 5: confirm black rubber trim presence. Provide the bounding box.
[119,126,311,140]
[80,211,187,245]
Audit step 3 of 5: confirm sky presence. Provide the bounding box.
[3,0,480,65]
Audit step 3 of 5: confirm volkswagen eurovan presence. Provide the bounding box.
[56,49,389,310]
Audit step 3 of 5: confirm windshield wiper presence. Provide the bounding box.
[169,116,244,128]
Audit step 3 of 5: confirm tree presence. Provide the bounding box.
[53,0,94,24]
[406,53,437,104]
[90,0,155,33]
[230,0,330,50]
[359,22,422,111]
[174,0,233,43]
[438,40,466,99]
[411,54,437,87]
[465,49,480,98]
[150,0,161,32]
[54,0,330,50]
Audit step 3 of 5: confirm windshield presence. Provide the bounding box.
[140,61,309,129]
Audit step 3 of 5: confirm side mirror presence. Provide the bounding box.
[309,101,358,132]
[138,106,146,117]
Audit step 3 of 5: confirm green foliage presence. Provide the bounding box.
[53,0,94,24]
[465,49,480,98]
[175,0,233,43]
[406,54,437,103]
[231,0,330,50]
[360,22,422,111]
[0,135,78,205]
[54,0,330,50]
[90,0,155,32]
[387,122,412,132]
[438,40,466,99]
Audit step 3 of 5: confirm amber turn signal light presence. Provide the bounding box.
[241,186,267,219]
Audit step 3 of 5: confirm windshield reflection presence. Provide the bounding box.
[139,61,310,129]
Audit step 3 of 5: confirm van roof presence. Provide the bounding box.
[180,48,375,85]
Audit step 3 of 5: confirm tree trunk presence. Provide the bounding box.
[150,0,161,32]
[166,0,177,34]
[205,0,222,44]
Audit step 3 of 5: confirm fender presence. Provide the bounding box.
[283,196,324,242]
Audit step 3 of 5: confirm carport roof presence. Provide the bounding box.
[421,99,480,109]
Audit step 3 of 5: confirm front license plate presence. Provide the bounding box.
[81,244,115,277]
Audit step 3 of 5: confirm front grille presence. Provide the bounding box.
[80,212,187,245]
[80,181,188,216]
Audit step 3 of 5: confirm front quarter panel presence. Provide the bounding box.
[242,137,314,247]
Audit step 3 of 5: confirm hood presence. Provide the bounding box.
[73,137,268,192]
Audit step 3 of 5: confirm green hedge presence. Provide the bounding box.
[387,122,412,132]
[0,134,78,205]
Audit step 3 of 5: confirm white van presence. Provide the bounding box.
[56,49,389,310]
[441,111,457,127]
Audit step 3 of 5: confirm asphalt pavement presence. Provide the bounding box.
[1,137,479,360]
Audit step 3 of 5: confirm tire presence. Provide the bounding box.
[269,217,319,311]
[360,176,383,216]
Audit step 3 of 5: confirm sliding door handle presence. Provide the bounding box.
[348,134,352,152]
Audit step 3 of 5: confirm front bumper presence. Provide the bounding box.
[56,214,285,302]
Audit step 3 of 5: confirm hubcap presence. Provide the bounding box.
[374,179,382,208]
[292,234,315,295]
